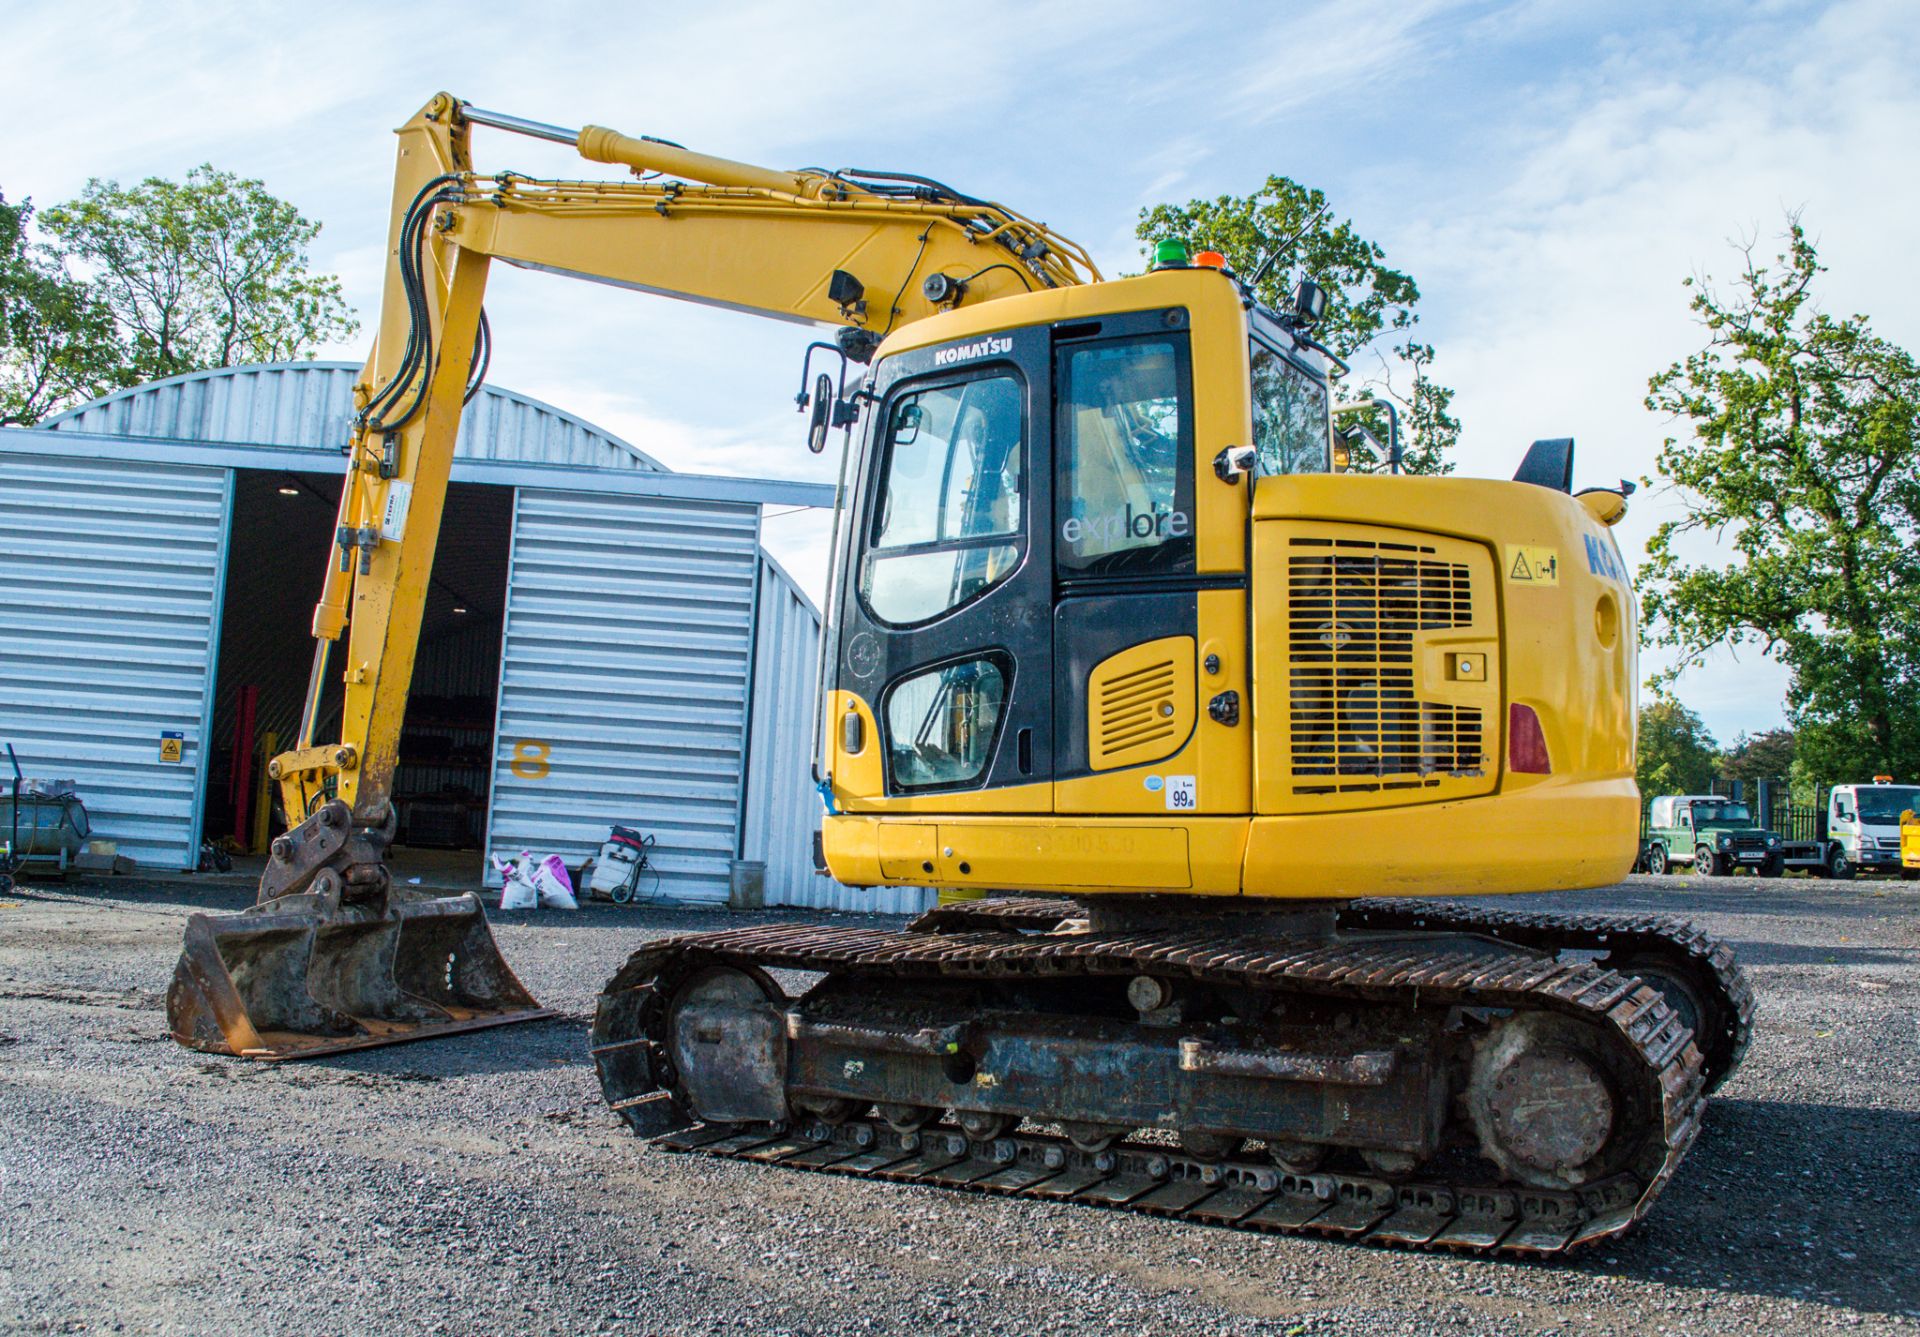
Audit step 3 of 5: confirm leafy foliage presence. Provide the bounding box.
[1637,694,1720,798]
[40,165,356,382]
[1138,176,1459,473]
[1718,727,1796,786]
[1640,221,1920,785]
[0,191,124,426]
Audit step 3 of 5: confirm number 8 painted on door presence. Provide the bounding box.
[511,739,551,779]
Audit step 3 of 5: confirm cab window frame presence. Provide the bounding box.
[879,650,1015,794]
[858,362,1030,629]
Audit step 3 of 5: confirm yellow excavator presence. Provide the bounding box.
[169,94,1752,1255]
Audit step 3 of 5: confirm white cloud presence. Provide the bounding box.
[1227,0,1483,121]
[1367,0,1920,735]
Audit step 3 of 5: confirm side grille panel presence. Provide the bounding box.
[1258,523,1500,813]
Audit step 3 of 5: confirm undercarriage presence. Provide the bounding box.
[593,896,1751,1256]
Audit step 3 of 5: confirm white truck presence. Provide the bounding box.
[1820,780,1920,880]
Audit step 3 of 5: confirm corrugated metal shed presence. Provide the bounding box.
[743,555,932,915]
[0,452,230,870]
[485,488,763,903]
[43,362,668,472]
[9,362,843,897]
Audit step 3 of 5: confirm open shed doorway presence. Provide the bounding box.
[202,470,513,887]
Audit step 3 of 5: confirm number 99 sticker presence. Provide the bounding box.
[1164,776,1197,811]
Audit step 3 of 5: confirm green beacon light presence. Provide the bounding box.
[1152,237,1191,270]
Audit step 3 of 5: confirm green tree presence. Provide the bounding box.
[0,191,124,426]
[1137,177,1459,473]
[1719,727,1795,787]
[1637,695,1721,798]
[41,165,356,381]
[1640,221,1920,784]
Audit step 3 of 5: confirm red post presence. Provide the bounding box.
[231,685,258,849]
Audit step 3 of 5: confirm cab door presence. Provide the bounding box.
[1051,306,1251,818]
[827,324,1053,812]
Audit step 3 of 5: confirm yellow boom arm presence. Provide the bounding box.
[272,91,1099,825]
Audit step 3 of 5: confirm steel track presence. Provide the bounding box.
[594,916,1711,1257]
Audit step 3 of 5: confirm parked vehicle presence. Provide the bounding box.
[1645,795,1784,876]
[1821,780,1920,880]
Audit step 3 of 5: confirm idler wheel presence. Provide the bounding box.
[1467,1013,1620,1188]
[1605,954,1709,1043]
[667,965,790,1126]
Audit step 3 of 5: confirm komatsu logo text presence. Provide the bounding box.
[934,336,1013,366]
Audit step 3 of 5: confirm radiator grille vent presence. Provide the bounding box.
[1287,536,1486,795]
[1096,658,1179,762]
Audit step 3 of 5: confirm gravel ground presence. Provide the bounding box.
[1,872,1915,1336]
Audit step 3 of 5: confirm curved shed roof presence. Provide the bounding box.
[43,361,666,472]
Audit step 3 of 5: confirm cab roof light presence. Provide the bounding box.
[1193,249,1228,270]
[1151,238,1190,270]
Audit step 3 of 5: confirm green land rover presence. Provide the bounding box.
[1645,795,1784,877]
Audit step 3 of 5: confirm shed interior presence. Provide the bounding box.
[201,469,512,878]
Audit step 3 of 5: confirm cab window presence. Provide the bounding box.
[861,373,1024,626]
[884,655,1007,790]
[1250,339,1330,475]
[1057,335,1194,578]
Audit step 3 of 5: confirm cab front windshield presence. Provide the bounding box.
[1689,802,1753,827]
[1856,787,1920,824]
[1250,339,1331,475]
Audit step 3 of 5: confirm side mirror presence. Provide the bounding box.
[1331,396,1400,473]
[806,372,833,455]
[1576,485,1631,526]
[1336,424,1382,472]
[892,402,924,446]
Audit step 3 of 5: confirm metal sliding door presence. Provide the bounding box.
[0,452,231,870]
[485,487,761,902]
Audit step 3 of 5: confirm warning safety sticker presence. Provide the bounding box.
[1503,545,1560,586]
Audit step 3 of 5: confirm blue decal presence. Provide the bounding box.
[1584,533,1629,583]
[1144,775,1165,792]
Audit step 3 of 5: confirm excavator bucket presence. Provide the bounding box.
[167,801,552,1059]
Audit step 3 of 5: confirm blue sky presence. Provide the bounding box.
[6,0,1916,746]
